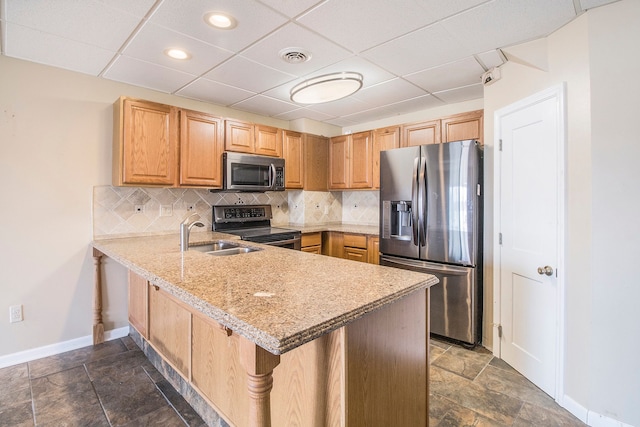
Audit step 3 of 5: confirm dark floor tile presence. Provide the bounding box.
[430,338,452,350]
[475,364,557,409]
[432,344,493,380]
[489,356,519,373]
[120,335,139,351]
[28,340,128,379]
[431,365,524,425]
[31,366,94,399]
[514,402,587,426]
[430,344,447,363]
[85,348,153,382]
[156,380,207,427]
[119,406,187,427]
[0,400,34,427]
[437,405,507,427]
[0,363,31,411]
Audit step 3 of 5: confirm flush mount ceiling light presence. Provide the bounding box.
[204,12,237,30]
[290,72,363,104]
[164,48,191,60]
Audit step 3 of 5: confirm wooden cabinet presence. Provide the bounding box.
[113,97,224,188]
[343,233,368,263]
[372,127,400,189]
[401,119,440,147]
[148,284,191,378]
[128,270,148,339]
[225,119,282,157]
[283,130,303,189]
[329,131,373,189]
[303,134,329,191]
[367,236,380,265]
[301,232,322,254]
[113,97,178,186]
[179,109,224,187]
[441,109,484,144]
[322,232,379,264]
[401,110,484,147]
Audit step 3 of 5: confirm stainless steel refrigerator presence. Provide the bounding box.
[379,140,483,346]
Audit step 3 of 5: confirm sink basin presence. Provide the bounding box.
[189,241,262,256]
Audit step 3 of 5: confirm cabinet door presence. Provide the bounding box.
[350,131,373,189]
[225,119,254,153]
[116,98,178,186]
[283,130,303,189]
[329,135,349,189]
[128,270,148,339]
[441,110,484,144]
[148,285,191,378]
[344,247,368,263]
[180,109,224,187]
[401,120,441,147]
[367,236,380,265]
[303,134,329,191]
[373,127,400,189]
[255,125,283,157]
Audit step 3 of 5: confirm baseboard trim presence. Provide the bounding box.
[562,394,635,427]
[0,326,130,369]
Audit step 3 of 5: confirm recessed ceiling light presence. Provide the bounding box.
[291,72,364,104]
[164,48,191,60]
[204,12,237,30]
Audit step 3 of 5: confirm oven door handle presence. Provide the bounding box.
[260,237,300,246]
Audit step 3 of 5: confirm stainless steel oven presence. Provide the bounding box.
[212,205,301,250]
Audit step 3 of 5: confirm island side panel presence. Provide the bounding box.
[345,288,429,427]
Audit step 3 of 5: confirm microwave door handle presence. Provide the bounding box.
[411,157,420,246]
[269,163,276,190]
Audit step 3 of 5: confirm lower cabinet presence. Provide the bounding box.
[128,270,148,339]
[343,233,368,263]
[301,232,322,254]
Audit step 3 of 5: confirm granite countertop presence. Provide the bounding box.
[92,231,436,355]
[279,223,379,235]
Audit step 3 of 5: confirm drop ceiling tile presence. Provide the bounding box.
[297,0,439,53]
[122,23,234,76]
[579,0,619,11]
[305,97,371,117]
[274,108,335,122]
[341,106,401,125]
[104,56,197,93]
[352,78,427,107]
[432,83,484,104]
[384,94,445,116]
[311,57,395,89]
[176,78,256,106]
[5,0,146,51]
[325,117,359,128]
[261,77,306,103]
[361,23,472,76]
[242,23,352,76]
[257,0,324,18]
[149,0,288,52]
[205,56,296,93]
[95,0,157,16]
[4,23,115,76]
[231,95,299,117]
[476,49,505,70]
[404,57,485,93]
[442,0,576,54]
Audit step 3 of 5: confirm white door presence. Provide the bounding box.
[495,85,564,398]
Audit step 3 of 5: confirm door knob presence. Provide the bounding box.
[537,266,554,276]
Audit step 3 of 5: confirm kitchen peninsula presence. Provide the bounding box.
[91,232,437,427]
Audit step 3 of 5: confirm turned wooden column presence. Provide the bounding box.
[92,248,105,345]
[239,337,281,427]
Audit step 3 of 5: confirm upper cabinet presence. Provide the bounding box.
[329,131,373,190]
[224,119,282,157]
[113,97,223,188]
[441,110,483,144]
[283,130,303,189]
[372,126,400,189]
[401,110,483,147]
[113,97,178,186]
[303,134,329,191]
[180,109,224,187]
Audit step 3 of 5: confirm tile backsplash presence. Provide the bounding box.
[92,186,379,239]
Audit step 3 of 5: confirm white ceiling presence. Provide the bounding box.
[0,0,618,127]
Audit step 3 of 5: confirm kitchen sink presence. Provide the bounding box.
[189,241,261,256]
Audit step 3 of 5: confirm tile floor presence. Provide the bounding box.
[0,335,586,426]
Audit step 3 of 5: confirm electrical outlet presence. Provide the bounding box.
[9,305,23,323]
[134,204,144,213]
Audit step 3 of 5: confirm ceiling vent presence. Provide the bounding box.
[279,48,312,64]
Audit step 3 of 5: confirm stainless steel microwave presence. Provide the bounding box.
[221,152,285,192]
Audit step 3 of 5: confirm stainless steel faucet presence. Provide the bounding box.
[180,213,205,252]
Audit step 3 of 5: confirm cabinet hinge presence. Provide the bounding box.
[499,233,503,245]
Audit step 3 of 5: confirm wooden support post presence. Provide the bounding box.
[239,337,281,427]
[92,248,104,345]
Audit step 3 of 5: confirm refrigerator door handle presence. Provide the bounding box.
[411,157,420,246]
[418,156,427,246]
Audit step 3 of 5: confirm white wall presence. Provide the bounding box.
[484,1,640,425]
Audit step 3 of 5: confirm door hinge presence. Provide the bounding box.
[499,139,503,151]
[499,233,503,245]
[497,324,503,338]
